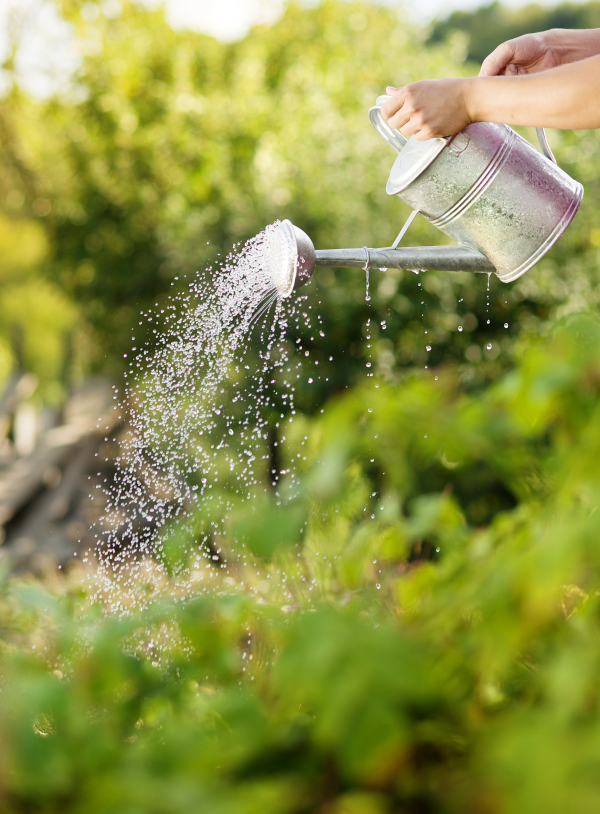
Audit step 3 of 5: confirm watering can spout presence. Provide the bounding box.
[264,219,316,298]
[263,220,495,299]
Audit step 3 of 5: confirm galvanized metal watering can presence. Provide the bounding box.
[369,95,583,283]
[265,96,583,297]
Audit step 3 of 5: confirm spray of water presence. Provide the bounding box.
[88,222,310,612]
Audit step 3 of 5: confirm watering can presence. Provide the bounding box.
[266,96,583,297]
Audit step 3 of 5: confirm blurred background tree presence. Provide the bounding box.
[3,0,598,411]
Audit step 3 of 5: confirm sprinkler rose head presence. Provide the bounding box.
[264,219,316,298]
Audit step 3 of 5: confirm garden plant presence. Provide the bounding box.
[1,1,600,812]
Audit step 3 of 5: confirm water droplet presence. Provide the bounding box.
[486,343,492,350]
[504,323,509,329]
[458,325,463,332]
[426,345,431,352]
[88,220,321,612]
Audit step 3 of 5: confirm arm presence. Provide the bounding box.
[472,56,600,128]
[382,54,600,140]
[480,28,600,76]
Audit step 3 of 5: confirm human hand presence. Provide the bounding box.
[382,79,473,141]
[479,32,561,76]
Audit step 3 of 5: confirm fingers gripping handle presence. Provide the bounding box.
[368,95,407,153]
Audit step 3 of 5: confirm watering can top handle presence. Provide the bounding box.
[368,97,408,154]
[370,95,558,164]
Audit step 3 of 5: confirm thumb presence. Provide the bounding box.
[386,86,400,94]
[479,41,516,76]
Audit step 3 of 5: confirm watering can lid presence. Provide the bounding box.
[385,135,447,195]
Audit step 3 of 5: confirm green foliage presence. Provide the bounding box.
[1,315,600,811]
[231,496,307,559]
[4,1,600,810]
[0,214,83,400]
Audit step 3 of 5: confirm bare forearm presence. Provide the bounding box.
[468,55,600,129]
[543,28,600,63]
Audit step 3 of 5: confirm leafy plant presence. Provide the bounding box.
[1,316,600,812]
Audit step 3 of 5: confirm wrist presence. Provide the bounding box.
[544,27,600,62]
[463,77,485,124]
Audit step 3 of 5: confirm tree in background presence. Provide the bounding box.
[3,0,598,408]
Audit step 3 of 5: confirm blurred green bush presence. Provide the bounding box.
[1,314,600,812]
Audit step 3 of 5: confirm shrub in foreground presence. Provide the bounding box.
[2,316,600,812]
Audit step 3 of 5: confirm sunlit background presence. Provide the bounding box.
[2,1,600,810]
[0,0,582,96]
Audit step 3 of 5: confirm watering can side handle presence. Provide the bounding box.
[535,128,557,164]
